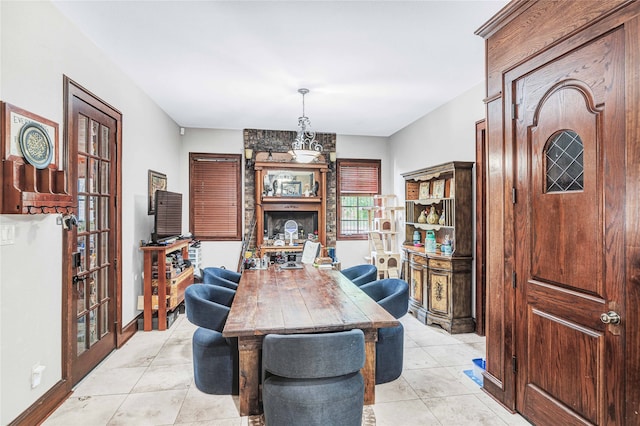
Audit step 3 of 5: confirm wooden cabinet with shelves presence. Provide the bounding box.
[401,161,474,333]
[253,152,328,254]
[140,239,193,331]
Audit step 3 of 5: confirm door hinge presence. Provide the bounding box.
[511,103,518,120]
[512,271,517,289]
[511,187,517,204]
[114,258,118,270]
[512,355,518,373]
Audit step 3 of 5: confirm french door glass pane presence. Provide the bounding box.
[89,196,97,231]
[100,197,109,229]
[77,195,86,232]
[77,276,86,315]
[100,302,108,337]
[88,158,98,194]
[77,115,87,153]
[89,310,98,346]
[77,316,86,355]
[90,120,98,155]
[89,272,97,307]
[100,125,110,159]
[99,268,108,299]
[77,235,86,271]
[100,161,110,194]
[89,234,97,269]
[99,232,108,266]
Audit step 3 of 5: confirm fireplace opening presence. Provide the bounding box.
[264,211,318,240]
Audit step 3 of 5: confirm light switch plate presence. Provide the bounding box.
[0,225,15,245]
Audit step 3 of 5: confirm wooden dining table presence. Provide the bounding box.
[222,264,399,416]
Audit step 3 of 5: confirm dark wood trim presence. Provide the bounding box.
[8,380,71,426]
[117,314,141,348]
[474,119,486,336]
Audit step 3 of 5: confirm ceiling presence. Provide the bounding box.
[52,0,508,137]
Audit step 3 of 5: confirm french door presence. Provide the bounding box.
[64,78,122,385]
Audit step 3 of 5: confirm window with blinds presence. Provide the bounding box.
[336,159,381,240]
[189,153,241,241]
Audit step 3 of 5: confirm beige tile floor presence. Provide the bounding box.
[43,313,530,425]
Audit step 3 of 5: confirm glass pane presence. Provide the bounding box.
[546,130,584,192]
[89,309,98,346]
[77,316,86,355]
[78,115,87,153]
[90,120,98,155]
[89,271,98,307]
[77,195,86,232]
[89,234,97,269]
[100,161,110,194]
[77,235,86,271]
[100,302,109,337]
[88,158,97,194]
[99,268,108,300]
[78,157,87,193]
[100,197,109,230]
[100,125,110,159]
[100,232,108,266]
[77,275,86,314]
[89,196,97,231]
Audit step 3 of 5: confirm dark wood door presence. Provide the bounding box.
[513,30,625,424]
[64,80,121,385]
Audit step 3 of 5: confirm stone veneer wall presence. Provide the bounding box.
[243,129,337,251]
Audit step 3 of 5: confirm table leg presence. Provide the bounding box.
[363,328,378,405]
[237,336,263,416]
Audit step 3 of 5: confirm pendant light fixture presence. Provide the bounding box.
[289,88,323,163]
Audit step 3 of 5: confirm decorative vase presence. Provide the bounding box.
[417,210,427,224]
[426,206,439,224]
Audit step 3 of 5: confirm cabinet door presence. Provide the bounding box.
[428,269,450,316]
[409,263,423,304]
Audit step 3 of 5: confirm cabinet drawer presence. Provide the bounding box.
[429,259,451,270]
[410,253,428,266]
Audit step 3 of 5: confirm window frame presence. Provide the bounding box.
[336,158,381,241]
[189,152,242,241]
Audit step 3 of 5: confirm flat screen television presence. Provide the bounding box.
[153,190,183,243]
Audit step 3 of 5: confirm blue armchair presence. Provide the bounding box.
[203,268,239,291]
[262,329,365,426]
[202,266,241,284]
[359,278,409,384]
[341,264,377,287]
[185,284,238,394]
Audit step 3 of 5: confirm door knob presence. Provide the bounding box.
[600,311,621,325]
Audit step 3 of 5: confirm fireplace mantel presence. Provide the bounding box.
[253,152,328,254]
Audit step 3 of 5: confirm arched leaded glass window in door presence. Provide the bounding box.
[545,130,584,192]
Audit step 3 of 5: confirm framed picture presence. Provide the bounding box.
[418,181,430,199]
[148,170,167,214]
[281,181,302,196]
[432,179,445,199]
[1,102,59,169]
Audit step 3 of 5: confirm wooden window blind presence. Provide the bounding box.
[189,153,241,241]
[337,159,381,240]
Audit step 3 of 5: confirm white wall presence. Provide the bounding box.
[0,2,180,423]
[334,135,390,269]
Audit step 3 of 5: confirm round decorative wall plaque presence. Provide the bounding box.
[18,122,53,169]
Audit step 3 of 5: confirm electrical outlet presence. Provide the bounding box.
[31,364,45,388]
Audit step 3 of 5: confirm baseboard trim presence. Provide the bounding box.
[117,313,141,348]
[8,379,71,426]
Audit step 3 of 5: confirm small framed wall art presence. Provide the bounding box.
[432,179,445,199]
[418,181,430,199]
[148,170,167,214]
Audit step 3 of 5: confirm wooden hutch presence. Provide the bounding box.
[253,151,328,256]
[401,161,474,333]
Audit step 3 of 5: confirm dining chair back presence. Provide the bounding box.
[359,278,409,384]
[262,329,365,426]
[202,266,241,283]
[340,264,378,287]
[185,284,238,394]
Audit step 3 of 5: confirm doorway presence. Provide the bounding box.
[63,77,122,385]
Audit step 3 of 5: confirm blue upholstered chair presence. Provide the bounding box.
[262,329,365,426]
[203,266,241,284]
[359,278,409,384]
[185,284,238,394]
[203,268,239,291]
[341,264,378,287]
